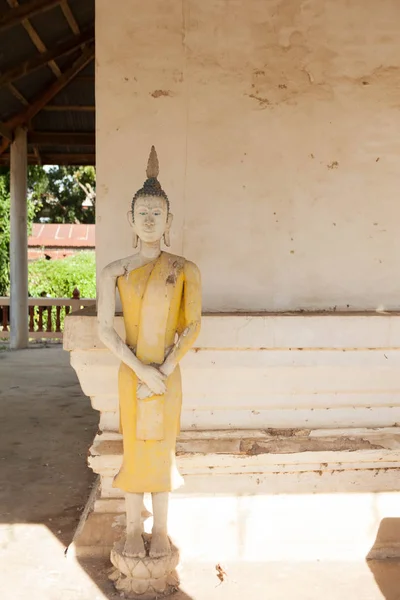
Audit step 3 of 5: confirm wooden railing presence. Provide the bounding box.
[0,288,96,340]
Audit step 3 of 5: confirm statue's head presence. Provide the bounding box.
[129,146,172,247]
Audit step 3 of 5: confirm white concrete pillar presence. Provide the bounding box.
[10,127,28,349]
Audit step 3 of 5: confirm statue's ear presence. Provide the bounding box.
[127,210,134,227]
[164,213,173,247]
[127,211,138,248]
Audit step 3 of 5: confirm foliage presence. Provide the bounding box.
[28,251,96,298]
[0,164,96,296]
[0,177,10,296]
[28,165,49,203]
[32,165,96,224]
[0,167,41,296]
[26,251,96,332]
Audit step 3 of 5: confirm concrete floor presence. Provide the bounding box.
[0,345,399,600]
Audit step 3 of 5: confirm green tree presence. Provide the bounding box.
[0,175,10,296]
[0,167,41,296]
[0,164,96,295]
[32,165,96,224]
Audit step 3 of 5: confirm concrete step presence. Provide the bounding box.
[90,427,400,495]
[80,557,400,600]
[70,428,400,560]
[72,490,400,562]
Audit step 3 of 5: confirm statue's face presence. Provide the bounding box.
[133,195,169,243]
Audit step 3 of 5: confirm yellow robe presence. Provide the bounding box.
[114,252,201,493]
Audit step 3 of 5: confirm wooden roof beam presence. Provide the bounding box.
[6,0,61,77]
[7,83,30,106]
[60,0,79,35]
[0,152,96,165]
[0,26,94,88]
[40,153,95,164]
[0,45,95,155]
[42,105,95,112]
[0,123,13,141]
[33,145,42,165]
[74,75,94,82]
[0,0,61,32]
[28,131,95,146]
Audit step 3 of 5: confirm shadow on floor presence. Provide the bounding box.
[0,346,194,599]
[0,346,97,546]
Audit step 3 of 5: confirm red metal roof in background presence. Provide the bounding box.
[28,223,95,248]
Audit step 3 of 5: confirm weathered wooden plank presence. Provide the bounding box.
[99,466,400,496]
[90,430,400,459]
[98,406,400,432]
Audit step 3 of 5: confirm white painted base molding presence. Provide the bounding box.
[64,312,400,561]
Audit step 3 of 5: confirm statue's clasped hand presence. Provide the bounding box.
[135,347,176,399]
[137,363,166,398]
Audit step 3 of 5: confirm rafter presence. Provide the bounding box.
[33,145,42,165]
[28,131,95,146]
[0,0,61,32]
[41,153,95,164]
[0,27,94,88]
[42,105,95,112]
[0,123,13,141]
[42,153,95,164]
[74,75,94,82]
[0,152,96,165]
[60,0,79,35]
[22,22,61,77]
[7,82,30,106]
[6,0,61,78]
[0,46,95,155]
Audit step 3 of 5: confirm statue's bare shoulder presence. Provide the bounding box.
[100,254,144,281]
[162,252,200,280]
[183,259,201,285]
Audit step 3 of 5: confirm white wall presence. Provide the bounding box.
[96,0,400,312]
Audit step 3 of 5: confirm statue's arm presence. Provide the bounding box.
[97,262,166,394]
[161,260,201,376]
[97,262,143,372]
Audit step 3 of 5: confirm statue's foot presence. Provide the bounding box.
[149,529,171,558]
[123,531,146,558]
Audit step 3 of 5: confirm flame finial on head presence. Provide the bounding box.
[146,145,159,179]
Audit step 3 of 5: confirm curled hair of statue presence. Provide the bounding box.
[131,146,170,216]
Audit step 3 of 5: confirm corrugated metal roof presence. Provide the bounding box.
[0,0,95,166]
[28,223,95,247]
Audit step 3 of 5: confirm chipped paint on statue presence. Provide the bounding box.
[97,147,201,598]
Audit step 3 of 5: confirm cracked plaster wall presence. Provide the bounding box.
[96,0,400,312]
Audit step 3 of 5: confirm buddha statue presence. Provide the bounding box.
[97,147,202,562]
